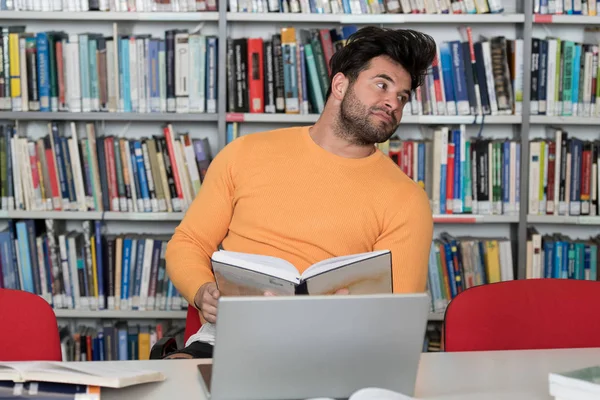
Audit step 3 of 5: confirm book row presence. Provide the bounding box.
[426,233,514,314]
[530,34,600,118]
[58,321,184,362]
[0,0,217,11]
[0,122,214,213]
[525,229,600,281]
[228,0,505,14]
[227,26,521,117]
[0,27,218,114]
[383,126,521,216]
[0,219,189,312]
[528,128,600,217]
[533,0,599,15]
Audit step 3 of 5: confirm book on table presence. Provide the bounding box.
[211,249,393,296]
[0,361,165,389]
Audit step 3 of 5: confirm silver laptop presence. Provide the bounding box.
[198,293,430,400]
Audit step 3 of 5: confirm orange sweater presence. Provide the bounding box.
[165,126,434,305]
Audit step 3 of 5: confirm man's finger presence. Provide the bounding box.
[335,288,350,295]
[202,304,218,317]
[203,312,216,324]
[264,291,275,296]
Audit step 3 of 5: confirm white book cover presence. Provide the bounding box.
[545,39,557,117]
[529,141,540,215]
[67,34,81,113]
[57,234,74,309]
[158,41,167,113]
[481,40,499,116]
[175,32,190,114]
[138,238,154,311]
[68,123,87,212]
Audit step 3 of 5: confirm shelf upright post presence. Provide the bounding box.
[518,0,534,280]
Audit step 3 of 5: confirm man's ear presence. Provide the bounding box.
[330,72,348,101]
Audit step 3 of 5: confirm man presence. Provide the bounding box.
[163,26,436,359]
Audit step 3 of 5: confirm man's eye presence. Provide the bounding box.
[377,82,386,90]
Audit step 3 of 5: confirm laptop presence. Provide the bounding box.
[198,293,430,400]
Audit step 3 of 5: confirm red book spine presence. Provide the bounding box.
[318,29,334,76]
[105,137,119,212]
[247,38,264,113]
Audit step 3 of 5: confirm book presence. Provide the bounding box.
[0,361,165,388]
[211,249,392,296]
[0,381,100,399]
[549,365,600,399]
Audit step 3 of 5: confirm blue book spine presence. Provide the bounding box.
[78,34,90,111]
[584,244,591,280]
[571,44,581,112]
[450,41,469,115]
[94,221,105,309]
[561,241,569,279]
[418,142,425,190]
[7,221,19,290]
[133,240,145,308]
[554,241,563,279]
[282,39,299,113]
[133,141,150,210]
[15,221,34,293]
[36,33,51,112]
[0,232,15,289]
[121,237,132,306]
[60,136,77,207]
[544,240,553,278]
[503,141,510,209]
[443,242,457,298]
[88,37,99,111]
[427,246,442,311]
[118,329,128,360]
[453,130,461,212]
[120,37,132,112]
[591,244,598,281]
[149,39,160,113]
[51,124,70,209]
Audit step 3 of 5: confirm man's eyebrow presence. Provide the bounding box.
[373,73,395,83]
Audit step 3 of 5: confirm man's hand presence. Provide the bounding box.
[195,282,220,323]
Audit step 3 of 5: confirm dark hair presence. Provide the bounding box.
[325,27,437,101]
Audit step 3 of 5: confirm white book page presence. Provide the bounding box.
[0,361,164,388]
[302,251,392,295]
[212,260,297,296]
[211,251,300,283]
[301,250,390,280]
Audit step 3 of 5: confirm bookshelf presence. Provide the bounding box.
[3,0,599,355]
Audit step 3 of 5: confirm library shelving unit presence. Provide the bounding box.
[10,0,600,354]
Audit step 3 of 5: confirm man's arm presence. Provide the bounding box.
[373,188,434,294]
[165,137,245,307]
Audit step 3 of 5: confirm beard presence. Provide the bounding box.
[336,85,400,146]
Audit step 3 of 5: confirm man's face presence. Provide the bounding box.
[338,55,412,146]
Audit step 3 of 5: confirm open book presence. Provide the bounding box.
[211,249,392,296]
[0,361,165,388]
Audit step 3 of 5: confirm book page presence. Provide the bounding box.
[301,250,390,280]
[211,250,300,283]
[303,251,392,295]
[213,260,297,296]
[0,362,164,388]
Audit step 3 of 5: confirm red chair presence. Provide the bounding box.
[444,279,600,352]
[184,305,202,344]
[0,289,62,361]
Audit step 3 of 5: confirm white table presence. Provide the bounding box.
[101,347,600,399]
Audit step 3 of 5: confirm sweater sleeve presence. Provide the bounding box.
[165,137,244,306]
[373,188,434,294]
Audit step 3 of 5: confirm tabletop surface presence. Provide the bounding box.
[100,347,600,399]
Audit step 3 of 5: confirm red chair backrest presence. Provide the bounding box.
[0,289,62,361]
[184,305,202,344]
[444,279,600,352]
